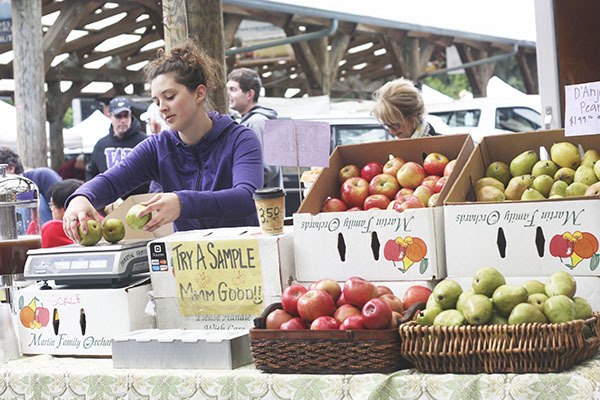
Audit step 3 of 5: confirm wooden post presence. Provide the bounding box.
[11,0,46,168]
[161,0,227,114]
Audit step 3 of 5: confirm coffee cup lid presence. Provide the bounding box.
[253,187,285,200]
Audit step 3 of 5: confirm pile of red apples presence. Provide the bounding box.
[265,277,433,331]
[322,153,456,212]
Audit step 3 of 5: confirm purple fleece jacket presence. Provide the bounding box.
[68,112,263,231]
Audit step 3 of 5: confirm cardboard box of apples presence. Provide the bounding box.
[444,129,600,277]
[293,134,475,282]
[249,277,431,374]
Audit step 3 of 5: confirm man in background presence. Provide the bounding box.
[86,96,149,198]
[227,68,282,188]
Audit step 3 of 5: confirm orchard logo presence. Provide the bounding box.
[18,297,50,329]
[549,231,600,270]
[383,235,428,273]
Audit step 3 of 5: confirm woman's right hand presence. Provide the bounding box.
[62,195,101,243]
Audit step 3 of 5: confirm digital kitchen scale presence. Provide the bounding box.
[23,240,150,287]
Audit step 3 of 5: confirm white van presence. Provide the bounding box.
[427,95,542,142]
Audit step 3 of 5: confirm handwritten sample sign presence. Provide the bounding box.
[171,239,264,316]
[263,120,330,167]
[565,81,600,136]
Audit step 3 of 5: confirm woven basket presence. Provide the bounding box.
[399,311,600,374]
[249,303,412,374]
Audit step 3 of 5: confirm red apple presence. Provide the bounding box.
[313,278,342,302]
[340,177,369,208]
[382,156,405,177]
[297,289,336,322]
[321,197,348,212]
[427,193,441,207]
[336,292,348,307]
[280,317,308,330]
[376,285,394,297]
[421,175,441,191]
[343,277,378,308]
[333,303,361,324]
[434,176,448,193]
[402,285,433,309]
[444,159,457,177]
[266,309,293,329]
[360,161,384,182]
[35,307,50,327]
[396,162,426,189]
[364,194,390,210]
[378,294,405,314]
[423,152,449,176]
[310,316,340,330]
[368,173,400,199]
[339,315,366,330]
[347,206,363,212]
[281,284,308,316]
[413,185,432,208]
[338,164,360,184]
[392,194,424,212]
[362,298,393,330]
[395,187,414,199]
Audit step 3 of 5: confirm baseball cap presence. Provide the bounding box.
[109,97,131,115]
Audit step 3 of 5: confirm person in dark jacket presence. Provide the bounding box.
[372,78,439,139]
[63,39,263,242]
[227,68,282,188]
[86,96,149,197]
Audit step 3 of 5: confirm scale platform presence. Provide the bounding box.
[24,240,150,287]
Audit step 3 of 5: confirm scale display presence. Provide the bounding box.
[24,240,149,286]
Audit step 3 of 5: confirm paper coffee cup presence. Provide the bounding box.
[253,187,285,235]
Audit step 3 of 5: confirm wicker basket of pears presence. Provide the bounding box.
[398,268,600,373]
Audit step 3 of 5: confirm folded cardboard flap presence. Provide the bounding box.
[106,194,173,240]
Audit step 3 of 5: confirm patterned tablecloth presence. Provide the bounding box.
[1,353,599,399]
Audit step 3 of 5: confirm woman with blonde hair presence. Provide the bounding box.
[372,78,439,139]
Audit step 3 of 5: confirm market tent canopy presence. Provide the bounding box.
[63,110,110,154]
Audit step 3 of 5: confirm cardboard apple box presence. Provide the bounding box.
[16,277,154,356]
[105,194,173,240]
[444,129,600,277]
[146,226,295,330]
[293,134,475,282]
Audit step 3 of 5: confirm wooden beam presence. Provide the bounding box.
[284,25,322,94]
[46,66,145,84]
[517,49,538,94]
[382,29,409,78]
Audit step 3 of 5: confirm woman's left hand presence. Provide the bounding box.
[139,193,181,232]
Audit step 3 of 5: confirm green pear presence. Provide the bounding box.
[474,177,505,195]
[426,293,439,309]
[574,165,599,186]
[462,294,493,325]
[508,303,547,325]
[521,188,545,201]
[456,290,474,313]
[510,150,539,177]
[595,160,600,180]
[543,294,575,323]
[504,177,529,200]
[523,280,546,295]
[554,167,576,185]
[433,309,466,327]
[527,293,548,313]
[78,220,103,246]
[545,271,576,298]
[532,175,554,198]
[566,182,589,197]
[101,218,126,243]
[531,159,559,178]
[476,186,506,202]
[573,297,593,320]
[472,267,506,297]
[416,305,442,326]
[492,284,529,317]
[583,325,593,338]
[549,180,568,198]
[486,161,511,186]
[125,204,151,230]
[487,312,508,325]
[580,149,600,168]
[585,181,600,196]
[432,279,463,310]
[550,142,581,169]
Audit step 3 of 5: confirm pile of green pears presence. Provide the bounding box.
[475,142,600,202]
[417,267,594,327]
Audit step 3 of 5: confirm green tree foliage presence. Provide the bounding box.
[422,74,469,100]
[63,107,73,128]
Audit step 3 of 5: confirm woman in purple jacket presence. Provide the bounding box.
[63,40,263,242]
